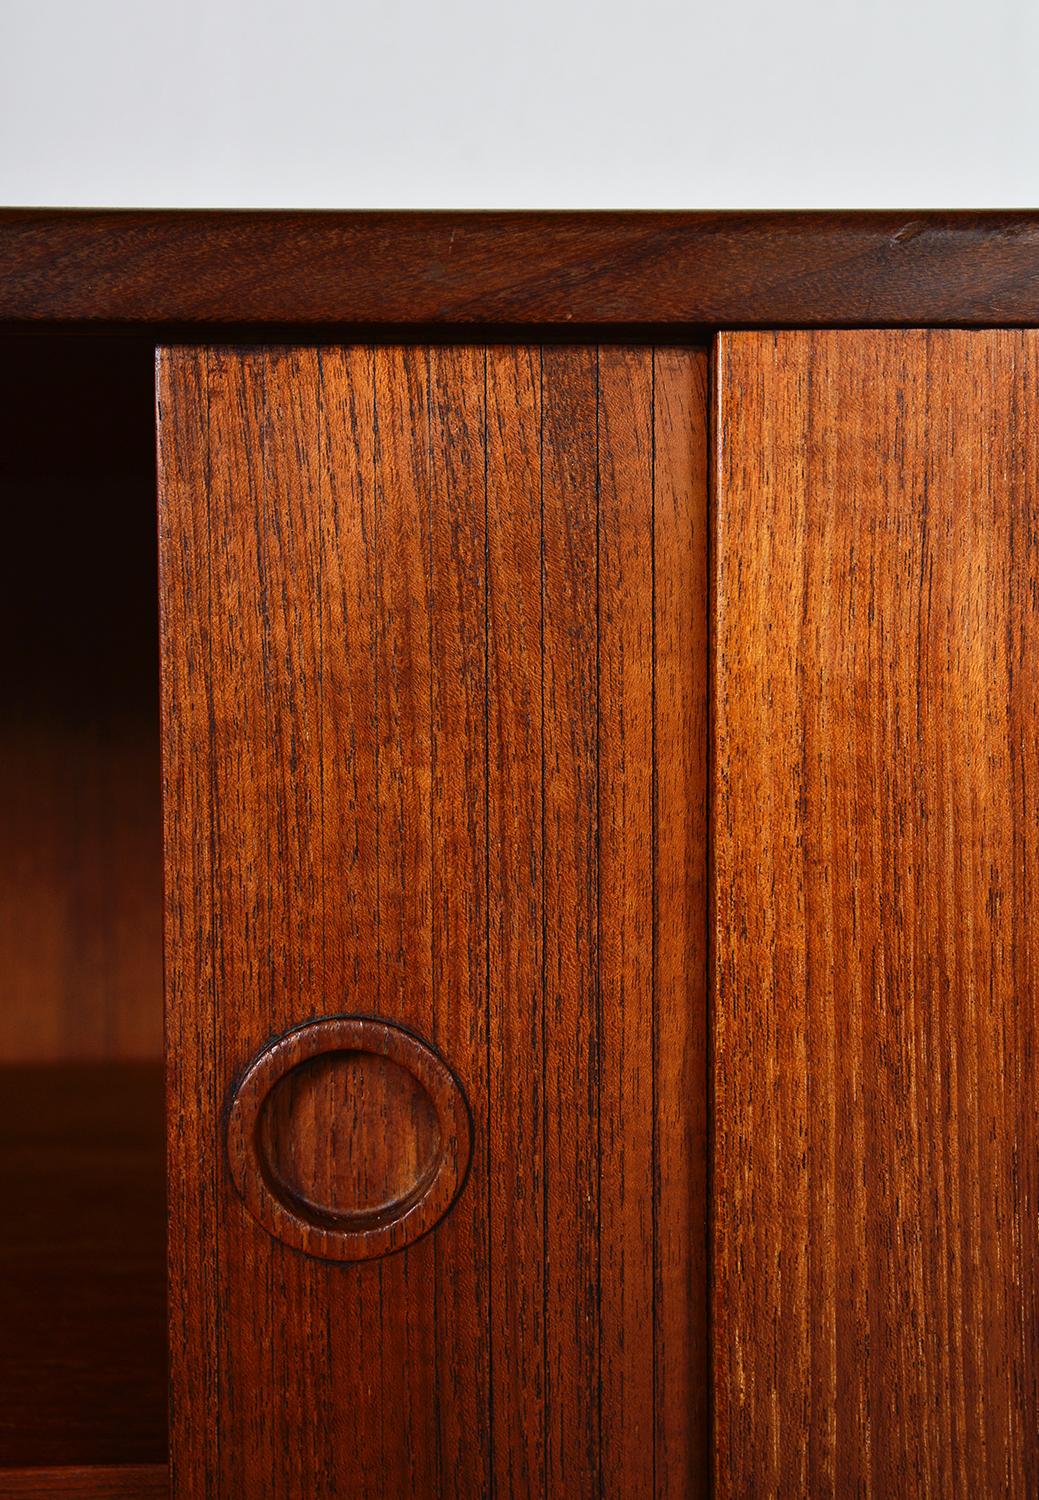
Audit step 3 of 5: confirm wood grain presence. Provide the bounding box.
[0,1063,166,1471]
[7,212,1039,330]
[0,337,161,1062]
[427,343,491,1496]
[485,344,546,1498]
[226,1016,472,1262]
[654,348,710,1497]
[713,329,1039,1498]
[541,344,600,1496]
[0,1466,167,1498]
[598,347,654,1494]
[159,342,708,1499]
[260,1051,439,1215]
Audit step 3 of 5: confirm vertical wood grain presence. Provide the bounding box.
[654,348,710,1499]
[486,344,546,1500]
[714,329,1039,1499]
[160,342,707,1500]
[541,345,601,1499]
[157,346,220,1498]
[428,344,491,1497]
[371,346,437,1495]
[598,346,655,1497]
[315,344,382,1497]
[206,347,333,1496]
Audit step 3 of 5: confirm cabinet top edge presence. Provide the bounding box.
[2,209,1039,331]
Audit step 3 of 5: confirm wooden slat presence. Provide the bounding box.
[10,211,1039,329]
[714,329,1039,1498]
[157,347,220,1498]
[486,345,546,1499]
[541,345,601,1497]
[598,347,655,1495]
[654,348,710,1499]
[160,342,708,1499]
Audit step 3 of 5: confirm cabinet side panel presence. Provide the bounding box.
[713,329,1039,1498]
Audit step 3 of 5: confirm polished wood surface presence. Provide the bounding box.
[6,212,1039,330]
[0,338,162,1061]
[158,343,708,1499]
[713,330,1039,1497]
[0,1063,167,1472]
[226,1016,472,1261]
[0,1467,166,1498]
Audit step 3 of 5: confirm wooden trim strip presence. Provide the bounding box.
[0,1466,167,1498]
[4,211,1039,330]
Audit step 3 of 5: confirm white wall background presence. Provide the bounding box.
[2,0,1038,208]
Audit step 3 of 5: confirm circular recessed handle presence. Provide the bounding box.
[227,1016,472,1262]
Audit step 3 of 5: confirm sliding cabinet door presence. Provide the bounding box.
[158,344,709,1499]
[714,331,1039,1497]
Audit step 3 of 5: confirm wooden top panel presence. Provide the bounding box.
[3,210,1039,329]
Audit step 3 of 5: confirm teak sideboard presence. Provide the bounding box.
[2,210,1039,1499]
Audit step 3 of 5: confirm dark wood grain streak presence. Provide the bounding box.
[9,212,1039,330]
[654,348,710,1499]
[159,342,707,1499]
[0,1466,167,1498]
[713,329,1039,1498]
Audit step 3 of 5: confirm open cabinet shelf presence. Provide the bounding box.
[0,1064,167,1495]
[0,337,167,1497]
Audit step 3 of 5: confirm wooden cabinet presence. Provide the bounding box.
[2,215,1039,1499]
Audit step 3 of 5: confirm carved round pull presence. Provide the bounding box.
[227,1017,472,1261]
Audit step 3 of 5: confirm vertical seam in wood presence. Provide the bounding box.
[709,335,722,1500]
[316,347,333,1496]
[539,343,549,1495]
[483,344,495,1499]
[650,345,659,1500]
[316,349,328,1015]
[705,344,715,1500]
[595,343,604,1500]
[202,348,223,1486]
[426,344,443,1493]
[259,357,275,1022]
[372,349,386,1474]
